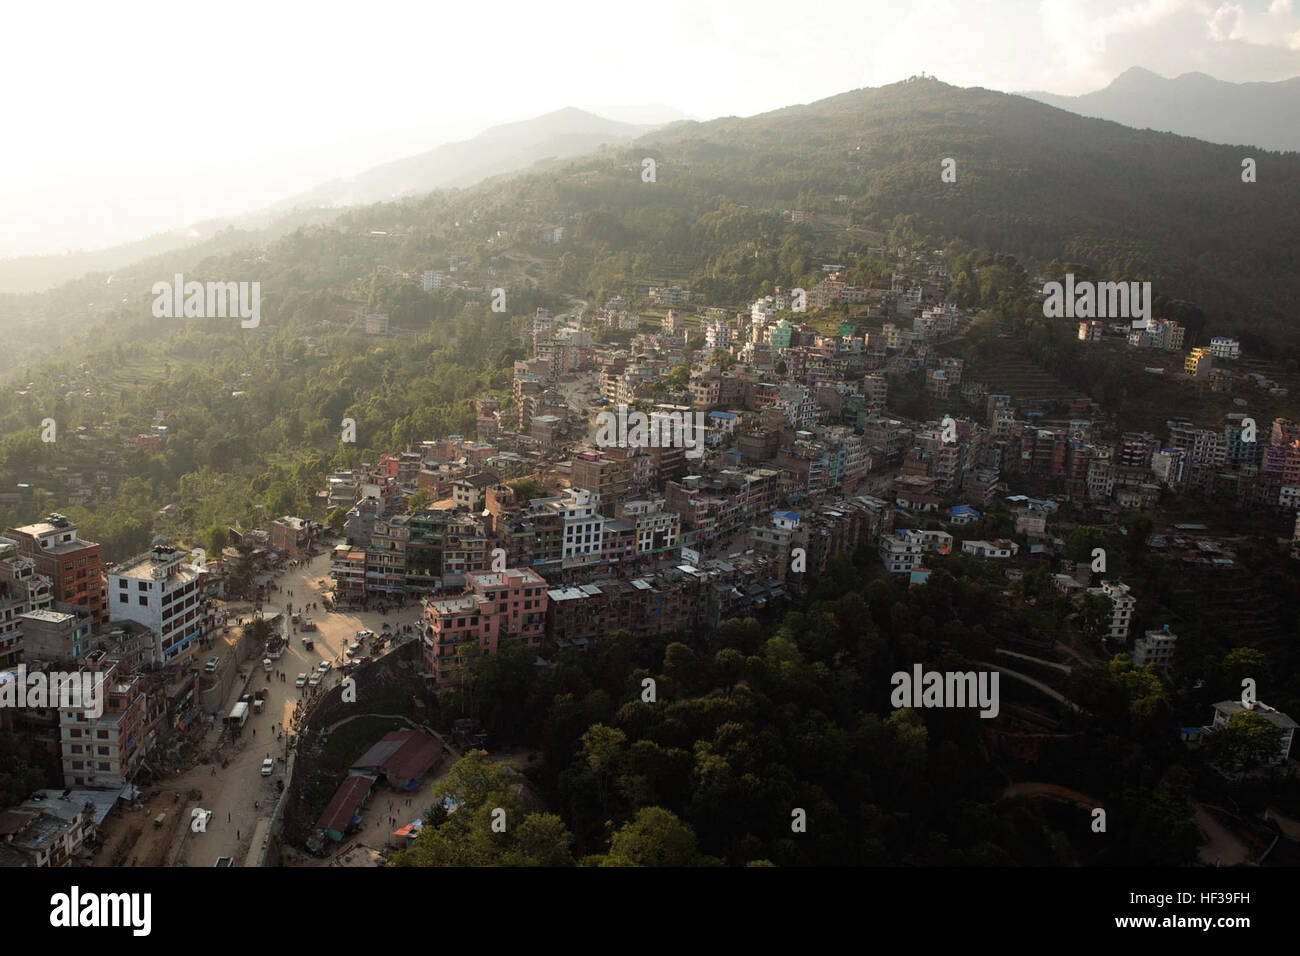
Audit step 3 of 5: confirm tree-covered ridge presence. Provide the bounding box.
[634,79,1299,337]
[413,552,1210,867]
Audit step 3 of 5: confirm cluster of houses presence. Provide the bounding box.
[0,511,326,865]
[314,247,1300,696]
[1077,315,1263,398]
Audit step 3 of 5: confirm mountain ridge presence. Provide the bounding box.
[1020,67,1300,152]
[0,107,673,295]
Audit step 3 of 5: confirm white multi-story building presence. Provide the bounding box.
[1150,448,1188,486]
[1149,318,1186,350]
[107,545,206,666]
[1088,580,1136,643]
[705,319,732,350]
[1209,336,1240,360]
[535,489,605,566]
[879,531,923,574]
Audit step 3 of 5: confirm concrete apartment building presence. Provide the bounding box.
[106,545,206,666]
[17,607,92,666]
[615,499,681,556]
[1132,626,1177,670]
[0,542,55,667]
[59,654,151,790]
[665,469,780,547]
[1209,336,1240,360]
[422,568,548,684]
[270,516,322,558]
[1088,580,1136,642]
[0,790,115,867]
[5,515,106,625]
[880,531,924,574]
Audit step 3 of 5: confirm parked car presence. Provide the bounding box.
[346,642,362,657]
[295,673,307,687]
[203,658,219,673]
[317,661,332,673]
[308,672,322,687]
[260,758,274,776]
[356,629,374,640]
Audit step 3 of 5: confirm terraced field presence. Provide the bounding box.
[967,342,1089,406]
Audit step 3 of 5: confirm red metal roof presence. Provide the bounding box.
[315,774,376,833]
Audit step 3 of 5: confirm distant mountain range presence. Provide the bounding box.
[0,107,677,295]
[1021,67,1300,153]
[266,107,672,211]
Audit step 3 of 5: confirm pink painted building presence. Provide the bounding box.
[422,568,548,684]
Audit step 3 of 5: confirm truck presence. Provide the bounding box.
[226,701,250,729]
[253,689,267,714]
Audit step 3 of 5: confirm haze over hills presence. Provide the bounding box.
[265,107,671,212]
[0,107,676,296]
[3,75,1299,380]
[1021,67,1300,153]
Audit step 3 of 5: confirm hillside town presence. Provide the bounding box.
[1,239,1296,868]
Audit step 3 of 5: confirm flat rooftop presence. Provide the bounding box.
[18,609,76,624]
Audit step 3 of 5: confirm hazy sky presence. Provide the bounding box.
[3,0,1298,258]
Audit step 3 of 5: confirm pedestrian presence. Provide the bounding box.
[237,830,240,839]
[228,812,231,822]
